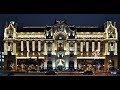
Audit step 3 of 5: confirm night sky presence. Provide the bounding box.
[0,14,120,37]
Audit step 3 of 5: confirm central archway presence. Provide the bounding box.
[56,59,65,71]
[54,32,67,40]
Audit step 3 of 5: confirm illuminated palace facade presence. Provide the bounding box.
[3,21,118,72]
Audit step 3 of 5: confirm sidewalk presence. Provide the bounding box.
[11,71,110,76]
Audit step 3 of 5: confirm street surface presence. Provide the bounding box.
[6,72,120,76]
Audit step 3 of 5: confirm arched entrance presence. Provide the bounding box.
[54,32,67,40]
[56,59,65,71]
[47,61,52,71]
[69,61,74,71]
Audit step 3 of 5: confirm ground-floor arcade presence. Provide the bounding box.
[4,55,118,73]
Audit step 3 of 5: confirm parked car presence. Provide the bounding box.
[83,71,93,75]
[79,70,85,74]
[45,70,57,75]
[0,71,14,76]
[110,70,117,75]
[110,69,120,75]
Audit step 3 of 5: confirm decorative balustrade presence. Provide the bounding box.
[76,33,105,39]
[16,33,45,39]
[77,51,105,57]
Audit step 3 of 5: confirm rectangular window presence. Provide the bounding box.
[48,52,51,57]
[35,41,38,51]
[70,51,74,57]
[29,41,32,51]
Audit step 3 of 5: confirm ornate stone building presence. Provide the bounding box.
[3,20,118,72]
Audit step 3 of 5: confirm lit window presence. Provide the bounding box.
[46,31,49,36]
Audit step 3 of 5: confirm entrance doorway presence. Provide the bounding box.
[56,59,65,71]
[69,61,74,71]
[47,61,52,71]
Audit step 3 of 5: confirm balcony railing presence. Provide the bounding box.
[77,51,105,57]
[16,51,44,57]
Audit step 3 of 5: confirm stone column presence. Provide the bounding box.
[13,42,16,55]
[44,57,47,70]
[66,42,69,55]
[92,42,95,52]
[74,42,77,55]
[4,42,8,55]
[21,41,23,55]
[92,42,95,55]
[98,42,100,51]
[86,42,89,56]
[86,42,89,52]
[26,41,29,57]
[54,42,57,51]
[52,42,55,55]
[114,42,117,55]
[38,41,41,51]
[52,57,55,69]
[21,41,23,51]
[80,42,83,52]
[65,56,69,70]
[74,57,77,69]
[44,42,47,55]
[105,42,108,55]
[80,42,83,56]
[32,41,35,56]
[32,41,35,51]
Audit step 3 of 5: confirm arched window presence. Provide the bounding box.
[56,34,66,40]
[108,27,115,38]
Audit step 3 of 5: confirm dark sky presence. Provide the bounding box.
[0,14,120,36]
